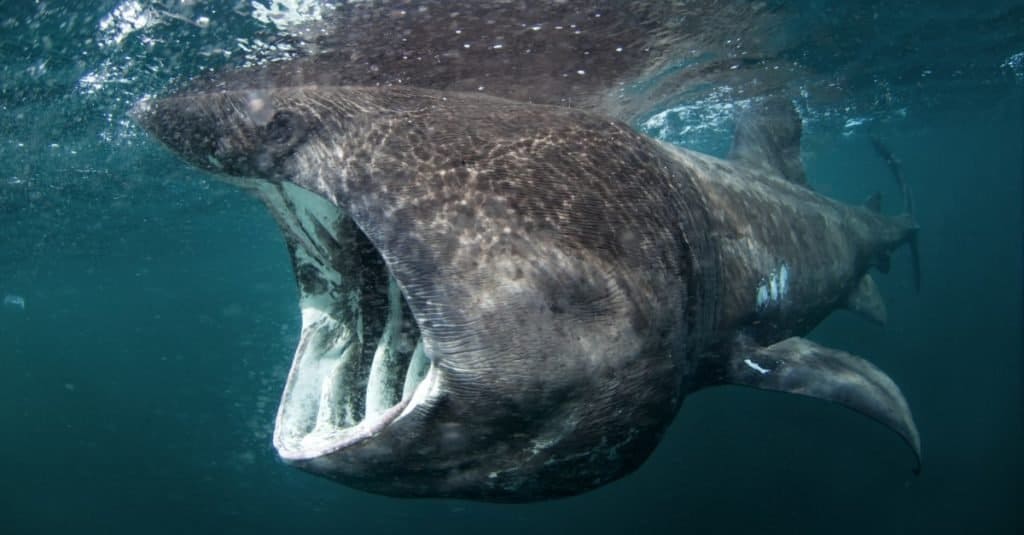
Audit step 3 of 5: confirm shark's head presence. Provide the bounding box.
[135,85,698,501]
[134,88,322,181]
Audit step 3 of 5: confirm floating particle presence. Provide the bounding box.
[3,294,25,310]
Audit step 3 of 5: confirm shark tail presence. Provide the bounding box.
[870,136,921,293]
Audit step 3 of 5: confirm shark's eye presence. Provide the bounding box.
[264,111,304,147]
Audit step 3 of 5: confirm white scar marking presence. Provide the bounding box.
[744,358,770,375]
[756,285,769,308]
[756,263,790,310]
[206,154,223,169]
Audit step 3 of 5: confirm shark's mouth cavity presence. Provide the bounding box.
[256,181,432,460]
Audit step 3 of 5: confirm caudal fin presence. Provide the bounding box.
[871,136,920,292]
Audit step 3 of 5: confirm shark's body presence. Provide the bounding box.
[136,84,919,501]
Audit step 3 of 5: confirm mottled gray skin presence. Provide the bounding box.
[136,85,918,501]
[676,148,914,342]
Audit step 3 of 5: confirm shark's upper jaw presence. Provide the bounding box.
[255,180,436,460]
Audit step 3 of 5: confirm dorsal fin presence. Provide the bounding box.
[728,97,807,186]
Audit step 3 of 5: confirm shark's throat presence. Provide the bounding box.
[255,181,431,459]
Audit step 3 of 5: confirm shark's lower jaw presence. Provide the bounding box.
[253,181,432,460]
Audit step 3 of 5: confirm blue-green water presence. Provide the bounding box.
[1,1,1021,533]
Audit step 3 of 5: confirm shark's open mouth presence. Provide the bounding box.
[255,181,434,460]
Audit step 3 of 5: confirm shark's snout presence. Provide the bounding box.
[129,98,151,126]
[133,96,207,165]
[135,90,323,180]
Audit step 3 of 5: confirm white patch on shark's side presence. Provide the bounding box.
[756,263,790,311]
[743,358,771,375]
[756,285,769,308]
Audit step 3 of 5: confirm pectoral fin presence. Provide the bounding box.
[721,336,920,472]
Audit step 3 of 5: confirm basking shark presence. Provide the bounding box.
[135,85,919,501]
[133,1,920,502]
